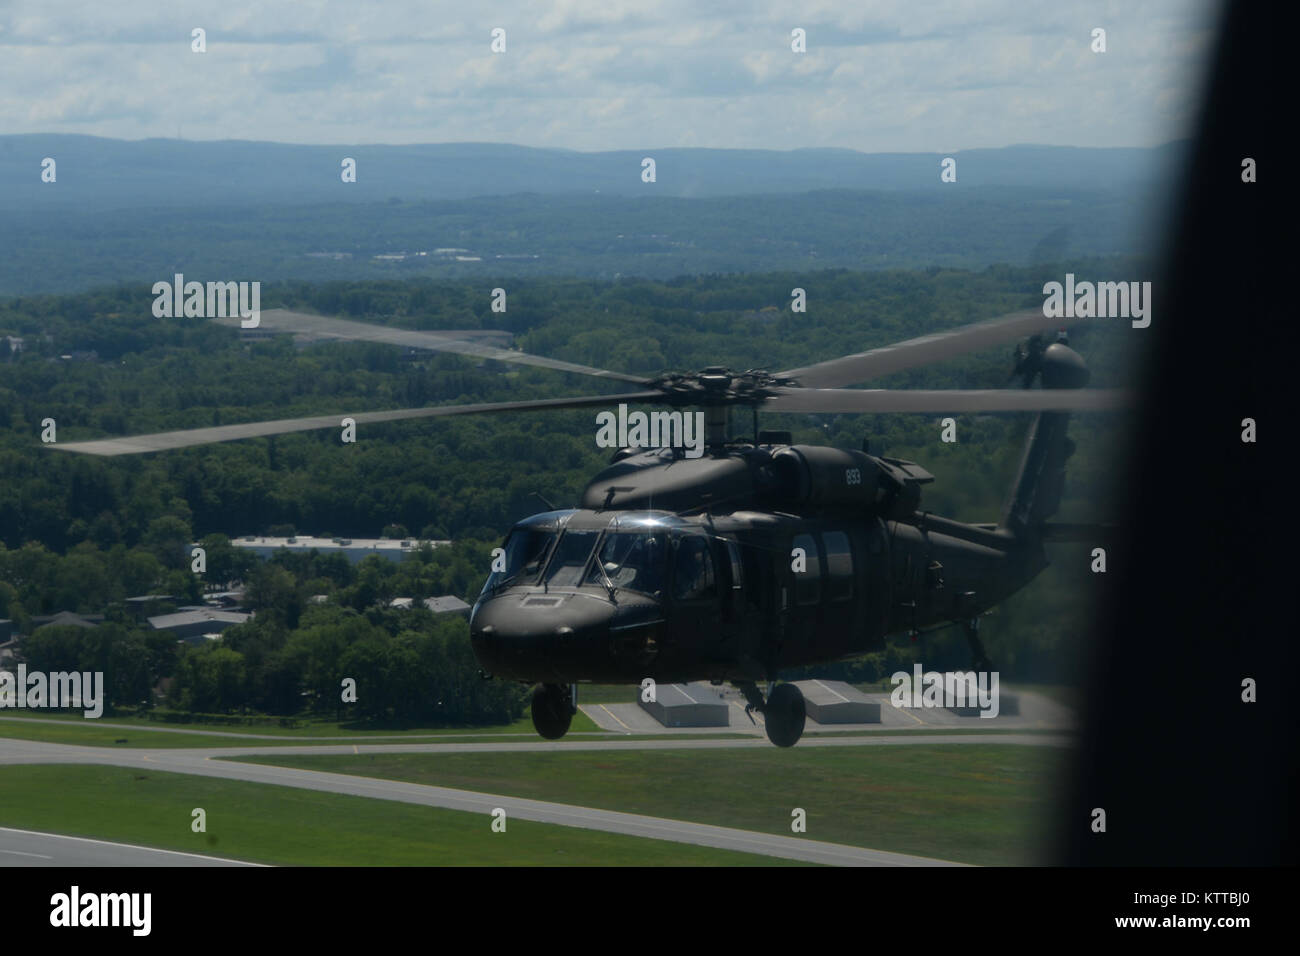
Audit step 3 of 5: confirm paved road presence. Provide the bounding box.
[0,736,1029,866]
[0,826,260,867]
[0,732,1070,761]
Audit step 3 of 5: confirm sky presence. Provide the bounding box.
[0,0,1221,152]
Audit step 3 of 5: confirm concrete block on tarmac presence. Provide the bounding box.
[638,681,730,727]
[794,679,882,724]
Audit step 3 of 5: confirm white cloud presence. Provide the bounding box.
[0,0,1219,149]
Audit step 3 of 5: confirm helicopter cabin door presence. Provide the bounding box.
[667,532,724,662]
[860,517,892,646]
[817,529,860,657]
[786,531,824,665]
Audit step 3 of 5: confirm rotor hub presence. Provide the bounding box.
[648,368,798,406]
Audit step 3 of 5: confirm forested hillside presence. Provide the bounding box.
[0,188,1151,296]
[0,136,1179,208]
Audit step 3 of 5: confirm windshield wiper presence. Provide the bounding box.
[597,561,619,603]
[591,548,619,603]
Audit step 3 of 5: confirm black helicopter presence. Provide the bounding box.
[53,307,1127,746]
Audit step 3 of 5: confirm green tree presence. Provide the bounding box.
[246,563,302,628]
[143,515,193,569]
[173,643,247,713]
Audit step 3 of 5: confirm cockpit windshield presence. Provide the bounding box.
[483,528,556,593]
[585,531,667,596]
[541,530,601,588]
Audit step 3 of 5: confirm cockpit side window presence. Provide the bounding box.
[483,528,556,593]
[585,531,667,596]
[672,535,716,602]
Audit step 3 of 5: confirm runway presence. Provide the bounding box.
[0,734,1067,866]
[0,731,1069,761]
[0,826,261,867]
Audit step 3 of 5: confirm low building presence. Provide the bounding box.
[423,596,471,616]
[638,682,730,728]
[386,596,470,615]
[28,611,104,632]
[147,609,251,643]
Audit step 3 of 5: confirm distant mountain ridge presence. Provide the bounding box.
[0,136,1183,210]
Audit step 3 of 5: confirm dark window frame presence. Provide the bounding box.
[725,539,744,590]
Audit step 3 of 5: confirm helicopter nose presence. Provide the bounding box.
[471,593,617,682]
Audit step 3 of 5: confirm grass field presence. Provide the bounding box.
[0,765,802,866]
[232,743,1070,865]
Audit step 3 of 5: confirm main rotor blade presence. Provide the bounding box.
[762,386,1134,414]
[778,308,1093,388]
[216,310,650,385]
[48,391,664,456]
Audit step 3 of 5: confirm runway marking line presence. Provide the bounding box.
[598,704,631,731]
[895,703,926,725]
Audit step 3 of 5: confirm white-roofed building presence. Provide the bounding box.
[218,535,450,565]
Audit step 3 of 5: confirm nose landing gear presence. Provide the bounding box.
[531,683,575,740]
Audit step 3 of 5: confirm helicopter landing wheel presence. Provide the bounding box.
[531,683,573,740]
[764,682,806,748]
